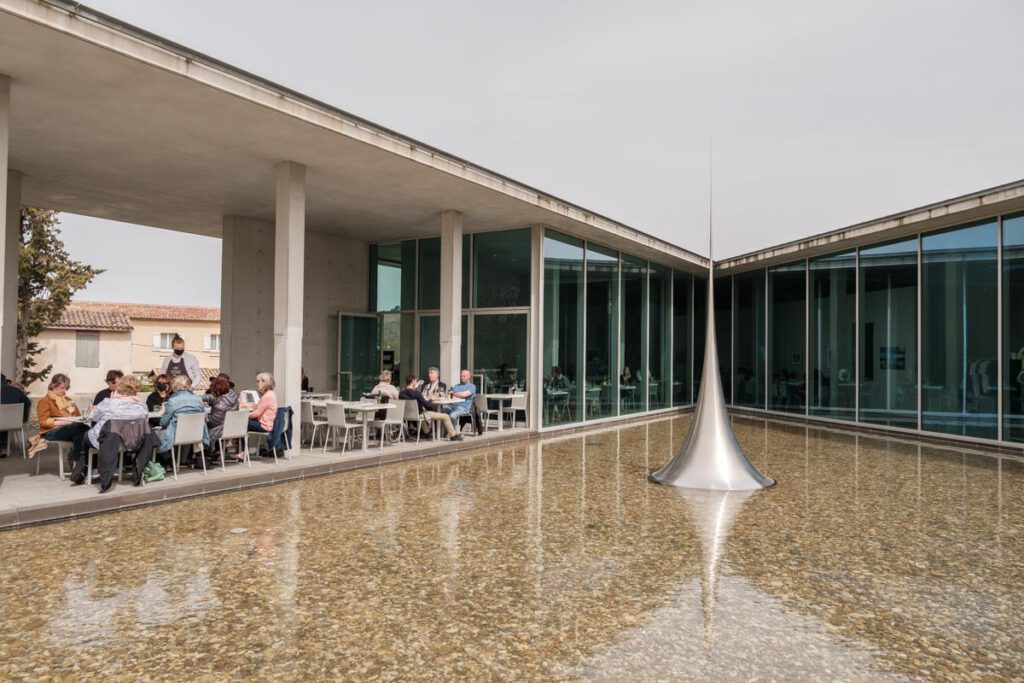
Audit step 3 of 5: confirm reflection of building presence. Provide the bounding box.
[0,3,1023,449]
[26,301,220,395]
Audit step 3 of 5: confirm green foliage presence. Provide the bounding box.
[17,208,104,386]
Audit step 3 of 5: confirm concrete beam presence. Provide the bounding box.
[438,210,462,385]
[274,161,306,418]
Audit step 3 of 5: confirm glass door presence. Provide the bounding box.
[470,312,528,395]
[337,313,381,401]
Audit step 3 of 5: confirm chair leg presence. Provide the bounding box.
[199,443,207,475]
[117,448,124,482]
[244,435,251,468]
[219,438,226,471]
[172,445,179,481]
[20,428,26,459]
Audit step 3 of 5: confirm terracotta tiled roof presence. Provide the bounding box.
[73,301,220,322]
[49,307,133,332]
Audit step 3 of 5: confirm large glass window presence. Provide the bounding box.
[693,277,707,400]
[921,222,998,438]
[620,255,647,414]
[809,252,856,420]
[859,238,918,428]
[370,241,416,312]
[1005,214,1024,443]
[418,315,439,377]
[585,245,618,419]
[649,264,672,410]
[418,238,440,310]
[768,263,806,412]
[473,228,531,308]
[734,269,765,408]
[473,313,527,396]
[543,232,584,426]
[672,272,692,406]
[714,276,732,403]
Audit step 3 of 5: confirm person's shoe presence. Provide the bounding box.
[99,481,114,494]
[69,473,85,486]
[450,434,464,442]
[259,448,276,458]
[27,437,48,458]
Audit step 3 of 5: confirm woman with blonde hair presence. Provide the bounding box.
[243,372,278,435]
[77,374,150,490]
[28,374,89,465]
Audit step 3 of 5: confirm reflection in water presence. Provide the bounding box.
[1,415,1023,680]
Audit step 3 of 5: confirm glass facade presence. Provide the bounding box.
[693,277,707,400]
[859,238,917,428]
[768,263,806,413]
[921,222,998,438]
[620,254,648,414]
[672,273,692,406]
[714,276,732,404]
[543,232,584,426]
[733,269,765,408]
[585,245,619,419]
[809,252,856,420]
[473,228,531,308]
[649,264,672,410]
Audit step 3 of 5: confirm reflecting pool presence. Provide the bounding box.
[1,415,1023,680]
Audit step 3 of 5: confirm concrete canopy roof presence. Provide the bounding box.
[0,0,707,273]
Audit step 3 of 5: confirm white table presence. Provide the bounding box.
[313,400,396,453]
[484,394,514,431]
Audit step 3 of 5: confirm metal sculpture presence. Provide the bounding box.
[649,147,774,491]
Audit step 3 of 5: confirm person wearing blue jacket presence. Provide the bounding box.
[158,375,209,464]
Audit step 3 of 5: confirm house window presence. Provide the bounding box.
[204,333,221,352]
[75,331,100,368]
[153,332,176,350]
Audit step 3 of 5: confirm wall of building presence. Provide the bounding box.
[302,229,368,395]
[25,329,132,397]
[129,319,221,374]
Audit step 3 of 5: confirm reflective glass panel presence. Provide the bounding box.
[585,245,618,419]
[809,251,856,420]
[418,238,440,310]
[472,313,527,396]
[714,276,732,404]
[1004,214,1024,442]
[543,232,584,426]
[769,262,806,412]
[473,229,531,308]
[418,315,439,378]
[922,222,997,438]
[370,241,416,312]
[734,269,765,408]
[693,277,707,400]
[649,264,671,410]
[672,272,692,406]
[620,254,647,414]
[859,238,918,428]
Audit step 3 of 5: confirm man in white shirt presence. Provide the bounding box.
[160,335,201,387]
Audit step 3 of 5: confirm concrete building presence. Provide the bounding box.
[0,0,1022,454]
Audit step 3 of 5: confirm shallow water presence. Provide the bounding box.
[1,415,1022,680]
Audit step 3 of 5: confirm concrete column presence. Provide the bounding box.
[274,161,306,417]
[528,224,544,429]
[220,215,275,386]
[0,76,17,378]
[439,210,463,385]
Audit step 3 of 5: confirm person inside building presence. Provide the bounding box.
[92,369,124,407]
[28,374,90,465]
[0,373,31,458]
[159,334,201,387]
[301,367,310,392]
[417,367,448,397]
[400,374,462,441]
[444,369,477,425]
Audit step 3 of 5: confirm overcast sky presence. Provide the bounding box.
[60,0,1024,306]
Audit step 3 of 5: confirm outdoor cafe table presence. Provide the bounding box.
[312,400,396,453]
[484,394,515,431]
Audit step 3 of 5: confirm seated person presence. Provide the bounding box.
[243,372,278,436]
[369,370,399,401]
[417,367,448,397]
[92,369,124,407]
[28,374,90,465]
[399,374,462,441]
[0,373,31,457]
[147,373,172,413]
[443,369,477,424]
[547,366,571,391]
[80,374,149,489]
[158,375,210,461]
[206,376,240,459]
[621,366,639,386]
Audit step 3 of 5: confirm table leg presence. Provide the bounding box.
[497,400,504,431]
[361,414,369,453]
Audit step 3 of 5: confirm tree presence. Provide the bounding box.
[16,208,104,386]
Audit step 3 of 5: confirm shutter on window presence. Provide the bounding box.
[153,332,161,348]
[204,334,211,351]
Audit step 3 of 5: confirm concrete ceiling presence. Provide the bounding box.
[0,0,708,273]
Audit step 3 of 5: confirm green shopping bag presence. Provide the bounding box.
[143,460,165,483]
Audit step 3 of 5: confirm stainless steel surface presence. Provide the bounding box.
[650,263,774,490]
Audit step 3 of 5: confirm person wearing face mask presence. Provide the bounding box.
[146,373,173,426]
[159,334,201,387]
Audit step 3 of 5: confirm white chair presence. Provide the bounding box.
[474,395,499,434]
[248,410,292,464]
[403,399,433,443]
[323,403,360,454]
[170,412,207,480]
[502,392,528,429]
[300,401,327,448]
[371,400,407,449]
[0,404,27,459]
[219,410,250,469]
[35,440,74,479]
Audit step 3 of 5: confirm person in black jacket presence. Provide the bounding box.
[92,370,124,407]
[0,374,31,457]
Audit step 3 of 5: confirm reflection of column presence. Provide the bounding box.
[274,161,306,414]
[439,211,463,384]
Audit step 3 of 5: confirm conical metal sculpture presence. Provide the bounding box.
[649,150,774,490]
